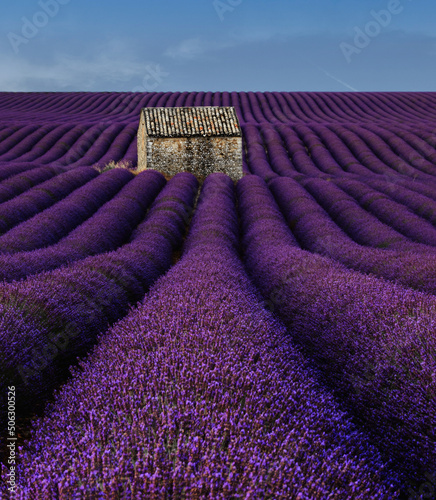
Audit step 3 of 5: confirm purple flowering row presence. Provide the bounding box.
[0,172,198,431]
[242,124,279,181]
[0,169,165,282]
[0,168,135,254]
[75,124,131,167]
[0,162,43,182]
[311,124,381,176]
[242,119,436,183]
[33,124,95,164]
[350,125,435,174]
[12,125,74,163]
[0,125,66,163]
[360,175,436,225]
[328,124,435,180]
[333,177,436,247]
[258,124,302,177]
[0,125,15,142]
[238,175,436,485]
[2,92,436,175]
[391,126,436,165]
[276,125,323,177]
[11,174,400,499]
[0,125,40,157]
[1,91,436,127]
[361,124,436,173]
[362,172,436,203]
[58,123,126,167]
[370,172,436,201]
[92,124,138,170]
[298,176,426,251]
[0,165,63,204]
[265,124,318,177]
[269,176,436,295]
[0,166,98,235]
[291,124,346,176]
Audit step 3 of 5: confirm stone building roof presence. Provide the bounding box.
[141,106,241,138]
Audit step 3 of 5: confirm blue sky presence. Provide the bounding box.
[0,0,435,92]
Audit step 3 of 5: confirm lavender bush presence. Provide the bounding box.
[0,163,42,182]
[269,176,436,295]
[0,165,63,204]
[11,174,400,499]
[299,176,424,251]
[238,174,436,486]
[0,169,158,281]
[0,167,98,235]
[0,172,197,430]
[334,177,436,246]
[1,91,436,498]
[0,168,134,253]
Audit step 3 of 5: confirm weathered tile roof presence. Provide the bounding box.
[141,106,241,138]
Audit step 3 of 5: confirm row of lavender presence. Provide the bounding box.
[3,159,436,293]
[2,153,436,255]
[244,123,436,182]
[3,161,436,281]
[268,177,436,292]
[1,91,436,125]
[0,172,434,497]
[1,157,436,323]
[0,123,138,170]
[0,171,197,434]
[0,120,435,177]
[3,160,436,265]
[0,92,435,497]
[240,176,435,484]
[0,92,436,175]
[0,169,167,282]
[7,174,402,499]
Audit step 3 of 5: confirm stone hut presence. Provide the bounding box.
[137,106,243,181]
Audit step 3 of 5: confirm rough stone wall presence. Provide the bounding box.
[137,135,243,182]
[137,113,148,169]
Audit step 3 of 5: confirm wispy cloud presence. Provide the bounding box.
[163,32,277,62]
[164,38,206,60]
[0,30,435,92]
[0,39,156,91]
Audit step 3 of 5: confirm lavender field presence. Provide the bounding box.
[0,91,435,499]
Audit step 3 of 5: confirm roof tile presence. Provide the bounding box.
[141,106,241,138]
